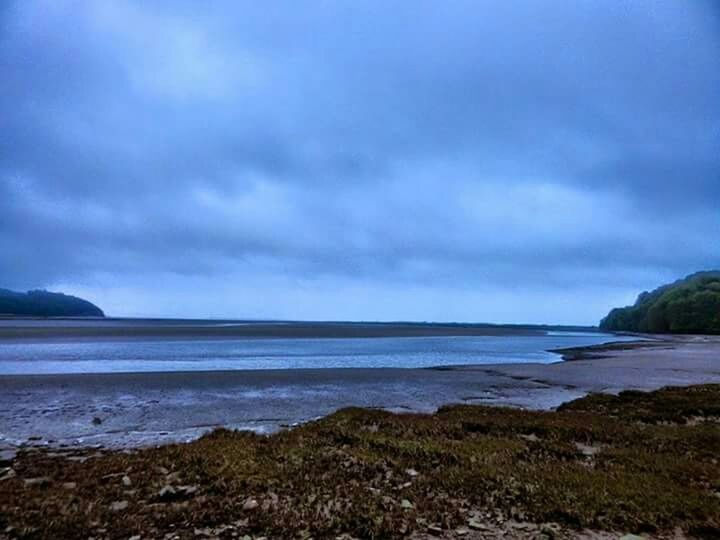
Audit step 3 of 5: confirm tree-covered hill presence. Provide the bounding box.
[0,289,105,317]
[600,271,720,334]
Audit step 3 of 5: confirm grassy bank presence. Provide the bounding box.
[1,385,719,539]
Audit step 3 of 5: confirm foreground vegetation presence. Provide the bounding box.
[600,271,720,334]
[1,385,720,539]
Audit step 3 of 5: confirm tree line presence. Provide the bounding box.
[600,271,720,334]
[0,288,105,317]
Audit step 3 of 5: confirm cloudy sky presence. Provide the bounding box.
[1,1,718,324]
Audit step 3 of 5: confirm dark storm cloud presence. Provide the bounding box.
[1,1,718,322]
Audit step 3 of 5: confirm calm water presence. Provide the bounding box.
[0,332,633,375]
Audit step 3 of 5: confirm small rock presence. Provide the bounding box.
[575,441,602,457]
[157,466,169,475]
[110,500,128,512]
[400,499,413,509]
[467,519,488,531]
[158,485,177,500]
[122,475,132,487]
[455,527,469,536]
[427,524,443,536]
[178,485,198,496]
[129,536,141,540]
[0,449,16,465]
[242,497,259,511]
[23,477,50,487]
[92,417,103,425]
[62,482,77,490]
[405,468,419,477]
[166,471,182,483]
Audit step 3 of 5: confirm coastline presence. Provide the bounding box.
[1,333,718,451]
[547,332,718,361]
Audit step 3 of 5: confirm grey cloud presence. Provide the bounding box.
[1,0,718,322]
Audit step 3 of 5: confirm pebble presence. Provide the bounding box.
[23,477,50,487]
[122,475,132,487]
[467,519,489,531]
[110,500,128,512]
[427,524,443,536]
[166,471,182,483]
[400,499,413,509]
[158,485,177,500]
[62,482,77,490]
[0,449,16,465]
[242,497,259,511]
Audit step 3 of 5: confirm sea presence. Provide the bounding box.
[0,329,634,375]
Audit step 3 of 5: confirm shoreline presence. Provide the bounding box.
[549,334,664,361]
[1,333,718,452]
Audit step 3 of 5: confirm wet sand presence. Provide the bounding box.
[1,334,718,451]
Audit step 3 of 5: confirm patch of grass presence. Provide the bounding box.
[558,384,720,423]
[1,385,720,539]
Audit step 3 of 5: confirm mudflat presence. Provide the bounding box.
[0,319,551,341]
[1,334,718,449]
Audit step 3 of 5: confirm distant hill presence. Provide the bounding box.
[600,271,720,334]
[0,289,105,317]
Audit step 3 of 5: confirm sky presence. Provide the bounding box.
[1,1,718,324]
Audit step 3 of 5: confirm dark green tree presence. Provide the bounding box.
[0,289,105,317]
[600,271,720,334]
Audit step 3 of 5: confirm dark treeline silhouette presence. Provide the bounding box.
[600,271,720,334]
[0,288,104,317]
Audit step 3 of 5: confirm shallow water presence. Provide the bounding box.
[0,332,633,375]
